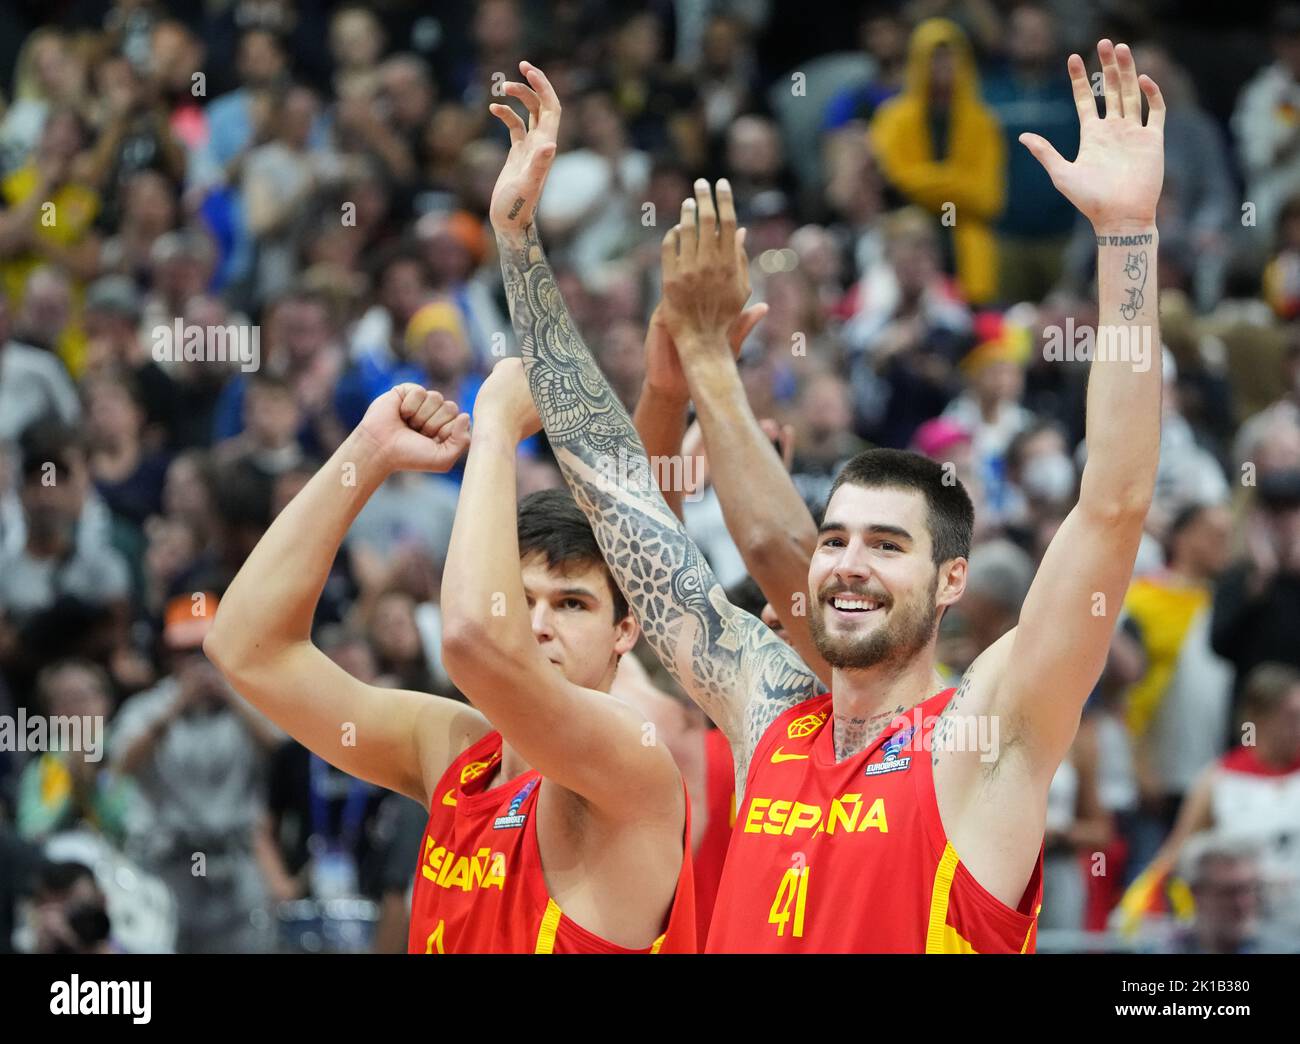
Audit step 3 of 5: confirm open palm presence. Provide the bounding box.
[1020,41,1164,233]
[488,61,561,235]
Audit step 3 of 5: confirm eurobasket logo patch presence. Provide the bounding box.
[866,725,914,777]
[787,710,829,739]
[494,779,538,829]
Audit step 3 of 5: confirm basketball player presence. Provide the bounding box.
[205,373,695,952]
[488,43,1163,952]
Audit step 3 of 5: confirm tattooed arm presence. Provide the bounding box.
[486,62,819,788]
[977,40,1165,779]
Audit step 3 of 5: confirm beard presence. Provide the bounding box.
[808,571,939,671]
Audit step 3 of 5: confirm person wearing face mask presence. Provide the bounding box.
[1000,419,1077,541]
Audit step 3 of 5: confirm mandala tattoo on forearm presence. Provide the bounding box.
[497,225,818,787]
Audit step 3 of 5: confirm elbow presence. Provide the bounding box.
[441,618,508,688]
[747,526,815,576]
[1078,475,1153,528]
[203,607,245,677]
[202,628,235,676]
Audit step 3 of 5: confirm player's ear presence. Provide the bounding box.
[937,557,967,610]
[612,609,640,657]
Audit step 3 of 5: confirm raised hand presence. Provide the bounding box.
[1019,40,1164,233]
[642,300,768,402]
[488,61,562,237]
[659,178,757,358]
[357,384,471,474]
[474,357,543,443]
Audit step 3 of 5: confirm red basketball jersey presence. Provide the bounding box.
[408,730,696,953]
[706,688,1042,953]
[692,726,736,948]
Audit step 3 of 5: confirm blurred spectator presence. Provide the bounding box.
[1212,468,1300,683]
[29,859,115,954]
[1132,44,1234,311]
[539,88,650,287]
[0,29,88,174]
[83,271,179,447]
[607,10,703,167]
[85,370,171,528]
[0,111,101,374]
[1125,663,1300,939]
[0,422,130,691]
[263,628,386,904]
[0,293,80,443]
[83,52,186,222]
[870,19,1005,304]
[0,824,40,953]
[243,84,346,307]
[1231,3,1300,247]
[1120,502,1235,876]
[212,288,346,455]
[941,313,1035,515]
[982,4,1079,304]
[845,207,971,449]
[16,660,135,845]
[822,10,908,131]
[111,592,281,952]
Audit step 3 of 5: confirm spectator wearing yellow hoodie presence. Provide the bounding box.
[870,19,1005,306]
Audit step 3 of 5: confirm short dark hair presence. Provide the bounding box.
[827,448,974,564]
[517,489,629,622]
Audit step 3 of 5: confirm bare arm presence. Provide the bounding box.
[632,313,692,521]
[487,64,819,788]
[205,385,487,806]
[632,304,766,522]
[439,358,682,820]
[983,41,1166,777]
[659,190,832,687]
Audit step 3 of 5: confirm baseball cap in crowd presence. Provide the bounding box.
[163,592,220,651]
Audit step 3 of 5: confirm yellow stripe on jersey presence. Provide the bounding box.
[1020,904,1041,953]
[939,923,978,953]
[649,933,667,954]
[925,842,962,954]
[534,898,563,954]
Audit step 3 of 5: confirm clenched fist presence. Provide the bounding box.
[356,384,471,474]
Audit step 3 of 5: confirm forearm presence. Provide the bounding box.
[441,424,535,672]
[681,349,831,684]
[209,430,387,662]
[1078,227,1162,515]
[632,383,690,520]
[683,350,816,563]
[497,225,760,734]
